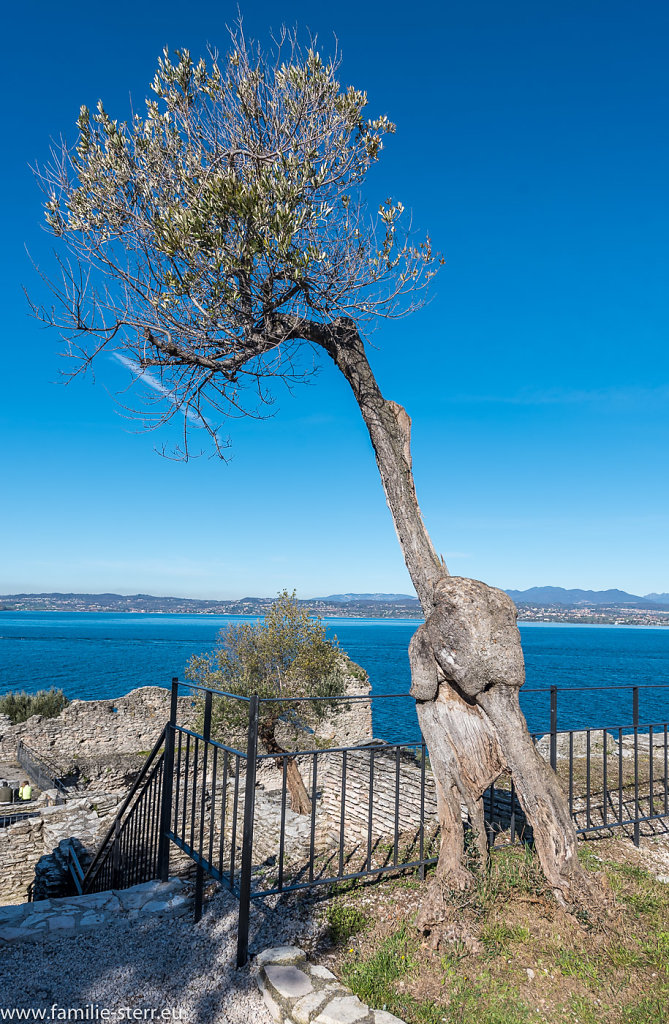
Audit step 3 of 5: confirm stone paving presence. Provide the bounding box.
[0,877,191,942]
[256,946,406,1024]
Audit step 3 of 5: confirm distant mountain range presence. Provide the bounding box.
[505,587,669,610]
[1,587,669,616]
[316,593,417,604]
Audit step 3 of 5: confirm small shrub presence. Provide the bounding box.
[0,688,69,724]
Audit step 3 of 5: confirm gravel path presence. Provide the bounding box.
[0,886,325,1024]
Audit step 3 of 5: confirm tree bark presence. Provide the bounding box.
[287,317,595,927]
[259,717,312,815]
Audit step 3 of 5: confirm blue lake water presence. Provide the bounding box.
[1,613,668,743]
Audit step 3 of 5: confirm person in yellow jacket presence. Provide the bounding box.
[18,781,32,801]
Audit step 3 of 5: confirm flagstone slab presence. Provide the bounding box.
[256,946,407,1024]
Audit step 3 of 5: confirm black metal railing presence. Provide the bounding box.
[16,740,68,795]
[155,679,534,965]
[0,809,41,829]
[82,726,166,894]
[79,677,669,968]
[527,683,669,847]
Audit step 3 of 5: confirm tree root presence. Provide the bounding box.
[415,876,483,953]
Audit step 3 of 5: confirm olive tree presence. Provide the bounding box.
[33,27,595,938]
[186,590,346,814]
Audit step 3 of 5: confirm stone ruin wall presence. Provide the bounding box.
[0,666,372,772]
[0,687,199,768]
[319,747,438,841]
[0,795,123,905]
[318,748,528,845]
[0,670,372,906]
[0,687,199,906]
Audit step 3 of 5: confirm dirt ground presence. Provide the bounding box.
[308,830,669,1024]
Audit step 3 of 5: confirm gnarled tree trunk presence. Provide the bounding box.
[294,317,595,932]
[259,716,312,815]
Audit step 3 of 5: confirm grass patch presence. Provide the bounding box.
[621,989,669,1023]
[480,921,531,956]
[326,903,368,945]
[324,839,669,1024]
[555,947,599,981]
[343,930,535,1024]
[341,927,446,1024]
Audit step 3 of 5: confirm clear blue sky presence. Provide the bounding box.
[2,0,667,599]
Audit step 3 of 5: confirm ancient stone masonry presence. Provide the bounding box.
[317,746,530,847]
[310,670,373,749]
[0,687,199,767]
[59,752,151,793]
[0,794,122,905]
[0,671,371,781]
[319,746,437,842]
[0,688,199,907]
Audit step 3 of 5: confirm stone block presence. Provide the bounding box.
[79,912,106,928]
[314,995,369,1024]
[142,899,172,914]
[261,988,282,1023]
[310,965,336,981]
[256,946,306,967]
[374,1012,407,1024]
[47,914,76,931]
[264,965,314,1000]
[19,915,47,931]
[293,991,329,1024]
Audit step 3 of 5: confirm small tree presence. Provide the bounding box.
[33,26,597,940]
[185,590,346,813]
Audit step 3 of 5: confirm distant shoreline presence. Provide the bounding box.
[1,608,668,629]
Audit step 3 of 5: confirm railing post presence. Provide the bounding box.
[111,818,122,888]
[236,694,259,969]
[157,677,179,882]
[549,686,558,771]
[633,685,640,847]
[419,739,426,881]
[194,688,213,922]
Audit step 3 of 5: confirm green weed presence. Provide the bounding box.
[326,903,368,945]
[621,989,669,1024]
[480,921,531,956]
[555,948,599,981]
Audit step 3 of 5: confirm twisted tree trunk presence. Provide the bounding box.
[259,716,312,815]
[296,317,594,932]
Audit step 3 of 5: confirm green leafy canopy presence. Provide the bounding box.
[185,589,347,735]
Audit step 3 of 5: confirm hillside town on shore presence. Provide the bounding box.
[2,590,669,625]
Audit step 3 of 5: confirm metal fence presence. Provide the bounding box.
[527,683,669,846]
[82,727,166,894]
[80,677,669,967]
[16,740,68,795]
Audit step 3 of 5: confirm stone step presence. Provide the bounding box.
[0,877,192,943]
[256,946,406,1024]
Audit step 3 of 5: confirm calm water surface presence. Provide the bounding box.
[1,613,668,742]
